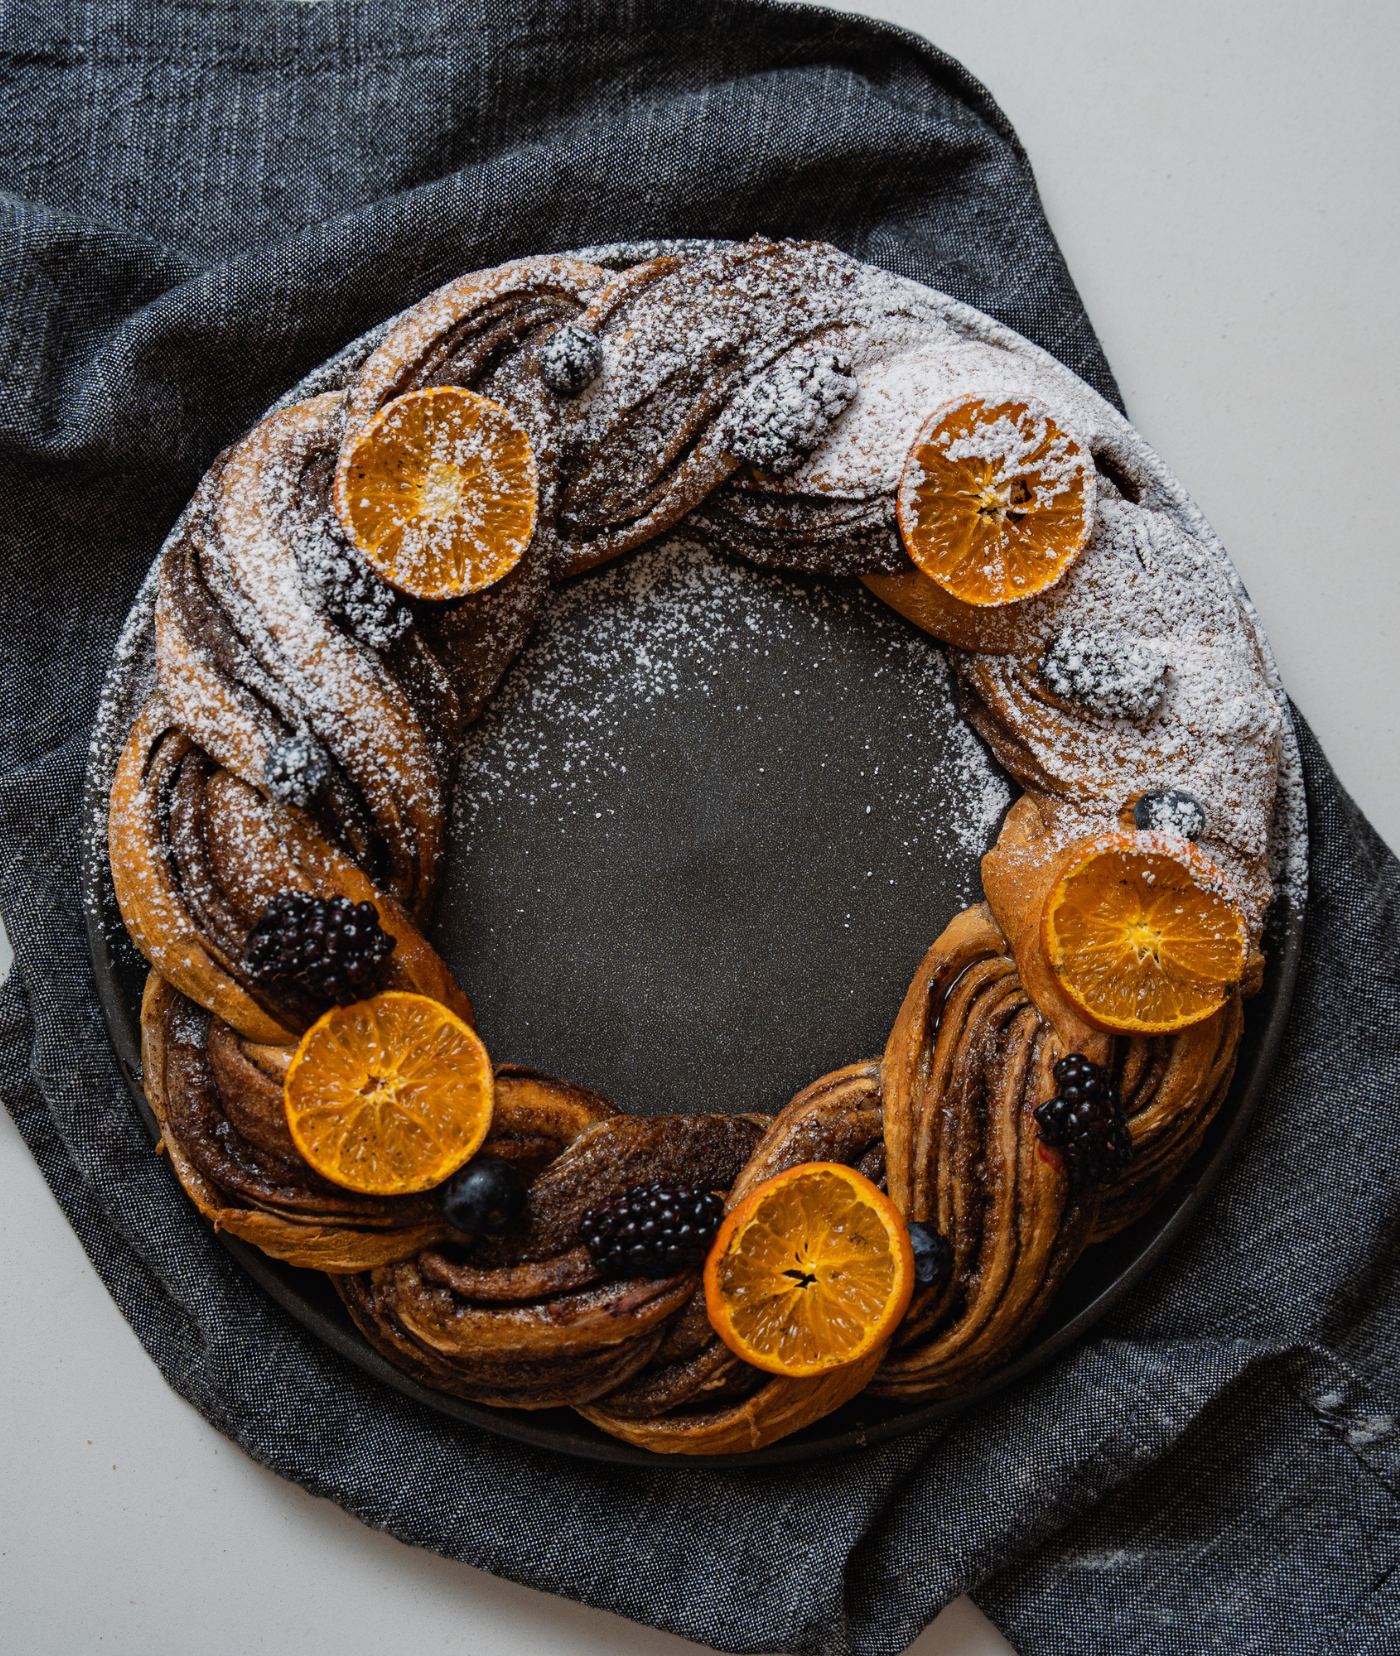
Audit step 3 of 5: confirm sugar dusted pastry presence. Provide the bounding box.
[106,238,1286,1454]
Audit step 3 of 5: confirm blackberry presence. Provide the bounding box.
[288,512,411,649]
[1133,787,1207,840]
[439,1159,528,1235]
[263,734,331,809]
[245,892,394,1005]
[1033,1054,1134,1188]
[1039,626,1168,721]
[539,323,603,396]
[723,345,857,476]
[906,1222,953,1288]
[580,1182,725,1280]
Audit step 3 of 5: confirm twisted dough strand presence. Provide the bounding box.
[110,238,1272,1453]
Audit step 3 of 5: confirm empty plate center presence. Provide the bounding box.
[433,540,1013,1116]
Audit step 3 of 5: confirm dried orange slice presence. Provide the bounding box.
[333,387,538,600]
[896,395,1095,606]
[1041,833,1249,1035]
[703,1162,914,1377]
[284,991,493,1194]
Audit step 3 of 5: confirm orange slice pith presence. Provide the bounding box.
[896,395,1095,607]
[333,387,539,600]
[703,1162,914,1378]
[1041,833,1250,1035]
[284,991,494,1195]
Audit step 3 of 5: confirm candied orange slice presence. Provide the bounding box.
[1041,833,1249,1035]
[284,991,493,1194]
[703,1163,914,1377]
[333,387,538,600]
[896,395,1095,606]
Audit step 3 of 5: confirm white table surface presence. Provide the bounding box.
[3,3,1396,1651]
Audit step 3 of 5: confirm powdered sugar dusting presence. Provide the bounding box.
[955,493,1284,937]
[936,402,1082,498]
[212,400,440,815]
[451,538,1013,906]
[102,238,1305,983]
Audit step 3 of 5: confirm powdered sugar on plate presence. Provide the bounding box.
[439,534,1016,1105]
[451,538,1012,901]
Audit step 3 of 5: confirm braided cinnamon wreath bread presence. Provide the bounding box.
[106,238,1287,1456]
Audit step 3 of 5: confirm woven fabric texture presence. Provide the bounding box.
[2,3,1396,1652]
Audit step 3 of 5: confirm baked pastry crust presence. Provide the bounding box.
[106,238,1282,1453]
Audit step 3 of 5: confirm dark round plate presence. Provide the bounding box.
[81,246,1307,1469]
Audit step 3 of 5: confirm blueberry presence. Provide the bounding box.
[438,1158,527,1235]
[263,734,331,808]
[1133,788,1207,840]
[539,323,603,396]
[907,1222,953,1288]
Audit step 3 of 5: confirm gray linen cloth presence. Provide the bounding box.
[1,2,1395,1650]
